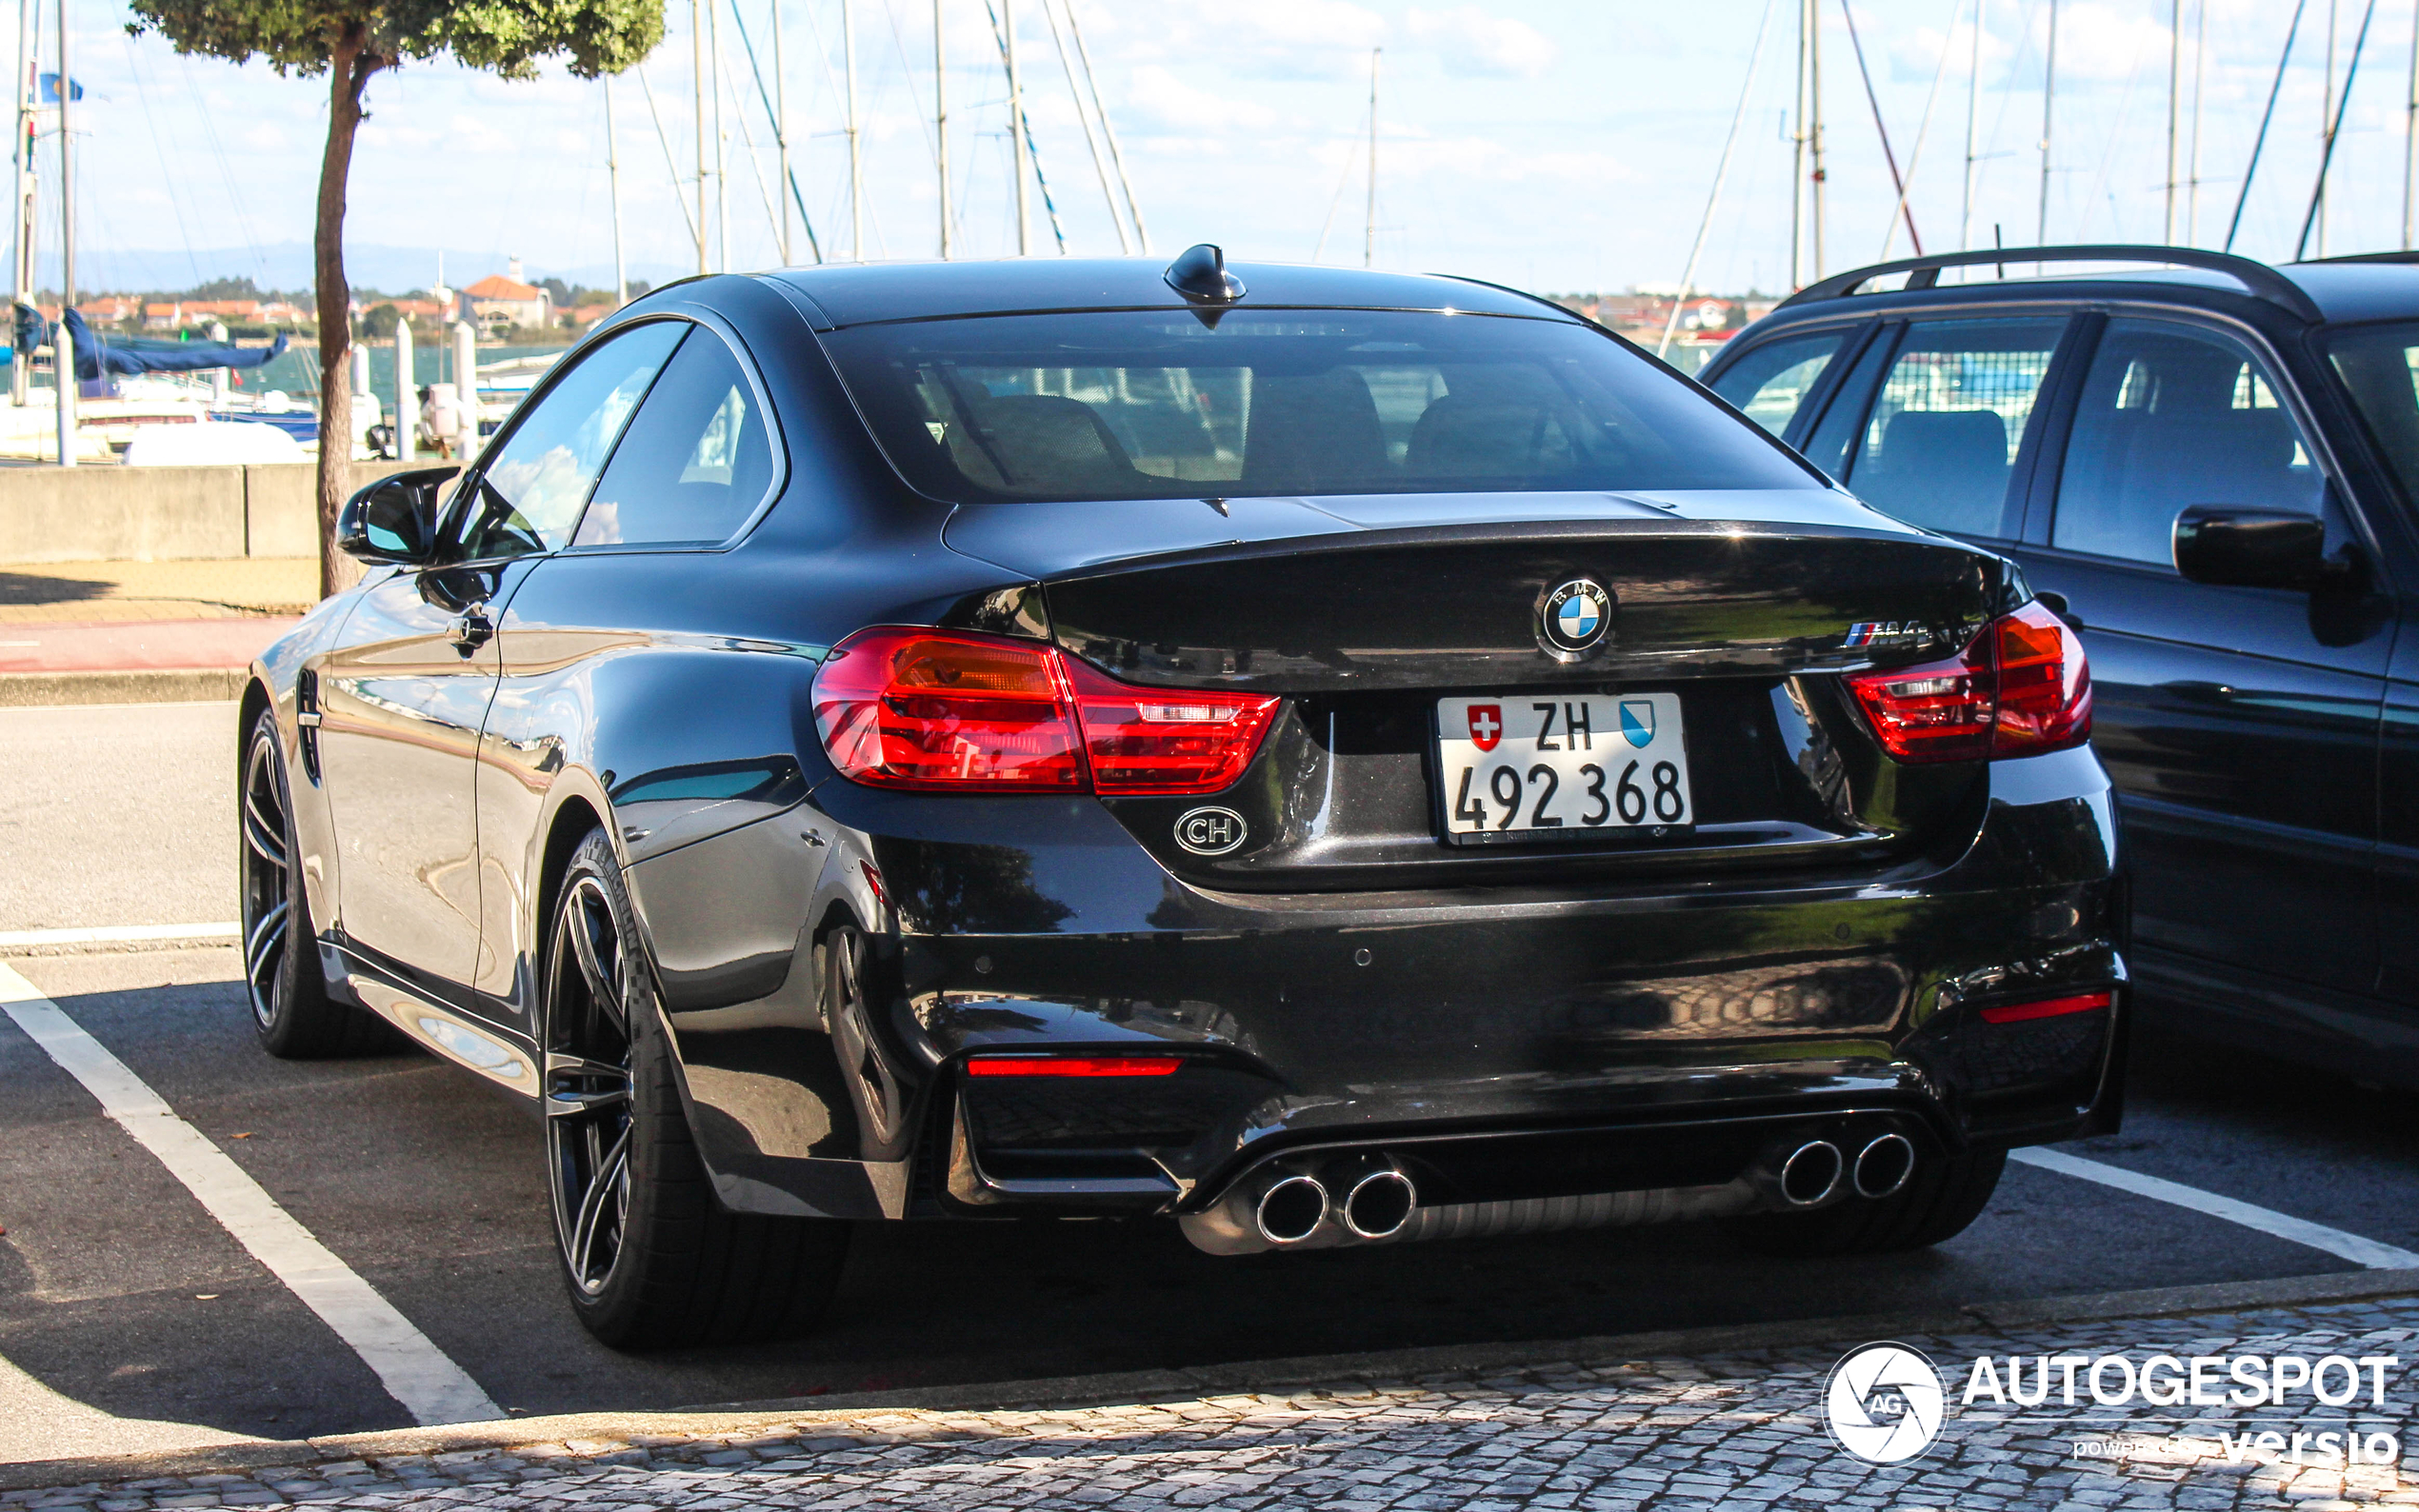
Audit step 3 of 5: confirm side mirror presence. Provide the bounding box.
[2172,507,2338,590]
[337,466,458,566]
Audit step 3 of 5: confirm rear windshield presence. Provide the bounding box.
[819,308,1817,503]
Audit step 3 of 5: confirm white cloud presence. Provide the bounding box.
[1889,20,2012,84]
[1112,0,1388,81]
[241,121,288,151]
[1123,64,1283,134]
[1407,7,1555,80]
[2049,2,2169,86]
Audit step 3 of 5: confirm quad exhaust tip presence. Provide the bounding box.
[1853,1132,1916,1199]
[1779,1140,1845,1206]
[1253,1173,1329,1244]
[1342,1168,1417,1240]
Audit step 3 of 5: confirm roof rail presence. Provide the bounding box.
[1776,244,2323,323]
[2302,249,2419,267]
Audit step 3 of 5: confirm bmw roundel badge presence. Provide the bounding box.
[1536,577,1614,661]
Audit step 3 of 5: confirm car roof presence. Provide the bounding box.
[1741,250,2419,335]
[760,257,1567,328]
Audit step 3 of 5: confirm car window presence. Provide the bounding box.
[574,329,778,547]
[817,308,1817,503]
[2327,321,2419,507]
[2053,318,2325,567]
[1706,330,1848,437]
[453,321,687,561]
[1848,318,2066,537]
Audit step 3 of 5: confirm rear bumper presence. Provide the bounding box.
[647,743,2123,1224]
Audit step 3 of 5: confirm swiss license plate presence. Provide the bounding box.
[1434,693,1694,841]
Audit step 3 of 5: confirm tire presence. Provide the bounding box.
[240,707,384,1058]
[1721,1146,2007,1259]
[543,829,850,1349]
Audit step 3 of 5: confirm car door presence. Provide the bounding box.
[316,546,518,1002]
[319,320,685,1008]
[2010,313,2389,1000]
[473,319,780,1022]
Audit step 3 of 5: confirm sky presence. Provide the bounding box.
[16,0,2419,300]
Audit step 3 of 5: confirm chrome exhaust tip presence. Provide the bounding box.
[1779,1140,1844,1206]
[1254,1173,1329,1244]
[1852,1132,1916,1199]
[1342,1168,1417,1240]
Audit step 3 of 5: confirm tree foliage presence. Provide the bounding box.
[126,1,663,82]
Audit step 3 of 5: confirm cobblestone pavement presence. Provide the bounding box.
[12,1298,2419,1511]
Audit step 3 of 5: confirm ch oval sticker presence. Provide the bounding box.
[1174,806,1249,856]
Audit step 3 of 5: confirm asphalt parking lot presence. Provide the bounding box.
[8,703,2419,1463]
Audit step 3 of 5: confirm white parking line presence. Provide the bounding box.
[0,922,241,948]
[2012,1146,2419,1269]
[0,961,503,1427]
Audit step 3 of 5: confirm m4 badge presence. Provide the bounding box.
[1843,621,1928,650]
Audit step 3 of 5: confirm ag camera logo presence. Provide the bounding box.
[1826,1342,1948,1464]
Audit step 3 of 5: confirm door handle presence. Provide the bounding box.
[448,607,494,655]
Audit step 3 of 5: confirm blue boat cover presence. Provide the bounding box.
[14,305,290,380]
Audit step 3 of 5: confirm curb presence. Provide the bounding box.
[0,669,246,707]
[7,1264,2416,1494]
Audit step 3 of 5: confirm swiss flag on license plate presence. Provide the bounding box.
[1467,704,1504,751]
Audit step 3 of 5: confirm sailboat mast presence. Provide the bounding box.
[1064,3,1145,252]
[710,0,727,271]
[1006,0,1027,254]
[2321,0,2336,256]
[2038,0,2056,246]
[1809,0,1825,279]
[2189,0,2207,243]
[770,0,790,264]
[1789,0,1805,286]
[10,0,30,403]
[935,0,950,257]
[1364,47,1379,268]
[845,0,862,259]
[2407,0,2418,248]
[2165,0,2180,242]
[691,0,708,274]
[55,0,68,308]
[1963,0,1982,251]
[606,79,627,304]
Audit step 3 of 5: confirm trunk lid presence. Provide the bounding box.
[941,490,2021,891]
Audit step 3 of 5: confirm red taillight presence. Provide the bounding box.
[811,627,1085,789]
[963,1055,1185,1077]
[1062,656,1282,795]
[1979,989,2114,1025]
[1844,601,2091,765]
[812,627,1279,795]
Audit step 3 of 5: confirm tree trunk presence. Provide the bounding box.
[312,27,382,601]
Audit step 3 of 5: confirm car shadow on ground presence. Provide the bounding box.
[0,972,2386,1441]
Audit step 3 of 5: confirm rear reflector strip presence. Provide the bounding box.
[963,1056,1185,1078]
[1979,990,2114,1025]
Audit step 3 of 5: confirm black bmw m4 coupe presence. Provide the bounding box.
[239,247,2121,1346]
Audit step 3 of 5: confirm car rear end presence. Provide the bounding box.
[798,280,2123,1253]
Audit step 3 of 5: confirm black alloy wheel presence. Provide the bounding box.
[241,708,378,1058]
[541,829,851,1348]
[545,867,638,1301]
